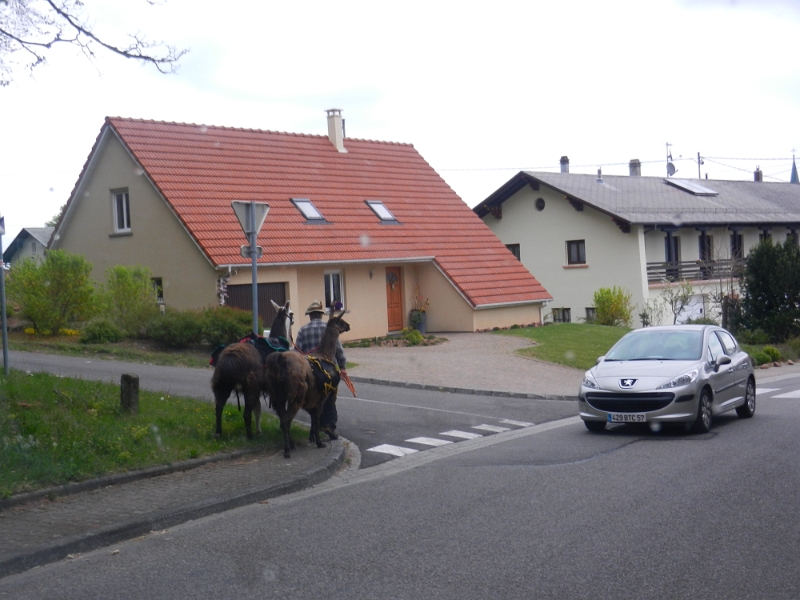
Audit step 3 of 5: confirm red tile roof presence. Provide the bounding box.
[102,117,550,307]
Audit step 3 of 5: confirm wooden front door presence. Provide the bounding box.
[385,267,403,332]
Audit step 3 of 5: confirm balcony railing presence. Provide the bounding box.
[646,259,744,283]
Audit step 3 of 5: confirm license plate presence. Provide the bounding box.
[608,413,646,423]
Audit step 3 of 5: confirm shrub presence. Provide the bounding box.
[147,309,204,348]
[684,316,718,325]
[99,265,160,337]
[593,286,633,327]
[763,346,782,362]
[736,329,770,345]
[400,327,424,346]
[740,238,800,341]
[750,351,771,366]
[201,306,256,346]
[80,319,124,344]
[6,250,97,335]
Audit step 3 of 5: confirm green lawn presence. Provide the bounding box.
[0,369,300,498]
[496,323,631,371]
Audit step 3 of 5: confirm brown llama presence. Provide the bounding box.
[265,307,350,458]
[210,300,293,440]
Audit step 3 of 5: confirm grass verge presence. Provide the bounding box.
[495,323,630,371]
[0,369,300,499]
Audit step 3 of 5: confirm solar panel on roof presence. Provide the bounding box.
[664,179,719,196]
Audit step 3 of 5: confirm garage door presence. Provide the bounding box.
[227,282,287,331]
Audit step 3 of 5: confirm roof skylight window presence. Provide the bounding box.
[291,198,325,221]
[366,200,397,222]
[664,179,719,196]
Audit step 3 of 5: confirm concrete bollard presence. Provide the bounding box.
[120,373,139,414]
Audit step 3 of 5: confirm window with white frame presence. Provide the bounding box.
[324,270,344,310]
[113,190,131,232]
[566,240,586,265]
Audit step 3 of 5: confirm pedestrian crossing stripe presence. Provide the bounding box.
[405,437,453,447]
[473,424,511,433]
[367,444,419,457]
[500,419,535,427]
[756,388,778,395]
[440,430,483,440]
[772,389,800,398]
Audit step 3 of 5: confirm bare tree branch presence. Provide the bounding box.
[0,0,187,85]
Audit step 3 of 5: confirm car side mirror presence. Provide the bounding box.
[596,355,605,364]
[715,355,732,371]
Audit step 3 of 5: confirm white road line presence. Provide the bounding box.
[440,430,483,440]
[772,389,800,398]
[405,437,453,447]
[500,419,535,427]
[366,444,419,457]
[473,424,511,433]
[756,388,779,395]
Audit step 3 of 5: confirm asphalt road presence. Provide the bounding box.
[2,369,798,598]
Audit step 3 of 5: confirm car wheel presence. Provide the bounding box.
[584,420,606,432]
[692,389,713,433]
[736,378,756,419]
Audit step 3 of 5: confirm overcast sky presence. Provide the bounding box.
[1,0,799,246]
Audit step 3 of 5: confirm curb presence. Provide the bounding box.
[0,440,345,579]
[0,447,269,511]
[348,375,579,402]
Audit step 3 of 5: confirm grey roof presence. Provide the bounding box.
[475,172,800,227]
[2,227,54,262]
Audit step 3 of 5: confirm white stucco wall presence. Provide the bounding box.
[482,186,647,325]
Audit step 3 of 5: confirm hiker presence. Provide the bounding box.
[295,300,347,440]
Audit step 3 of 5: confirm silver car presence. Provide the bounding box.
[578,325,756,433]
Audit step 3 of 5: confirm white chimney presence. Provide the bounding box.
[326,108,347,153]
[560,156,569,173]
[629,159,641,176]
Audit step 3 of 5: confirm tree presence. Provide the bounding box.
[740,238,800,341]
[6,249,96,334]
[99,264,159,337]
[0,0,187,86]
[45,201,65,226]
[660,280,695,325]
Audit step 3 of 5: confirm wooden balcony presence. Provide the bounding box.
[646,259,744,283]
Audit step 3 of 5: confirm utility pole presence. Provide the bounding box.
[0,215,8,376]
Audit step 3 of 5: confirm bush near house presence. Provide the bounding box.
[6,250,97,335]
[592,286,633,327]
[740,238,800,341]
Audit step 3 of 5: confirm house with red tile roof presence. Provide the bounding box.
[50,110,551,339]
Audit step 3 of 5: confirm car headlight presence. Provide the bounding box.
[656,369,699,389]
[582,372,600,390]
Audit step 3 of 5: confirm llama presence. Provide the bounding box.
[265,307,350,458]
[210,300,293,440]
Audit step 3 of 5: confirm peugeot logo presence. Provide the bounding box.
[619,378,637,389]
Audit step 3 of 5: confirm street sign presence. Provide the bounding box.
[240,245,263,258]
[231,201,269,236]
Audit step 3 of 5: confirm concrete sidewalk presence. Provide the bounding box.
[0,332,792,578]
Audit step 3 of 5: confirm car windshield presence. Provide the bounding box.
[605,330,704,361]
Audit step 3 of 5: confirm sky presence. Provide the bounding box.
[1,0,799,247]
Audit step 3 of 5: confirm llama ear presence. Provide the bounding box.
[271,300,280,311]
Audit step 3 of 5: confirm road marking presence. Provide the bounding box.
[500,419,535,427]
[473,424,511,433]
[772,389,800,398]
[405,437,453,447]
[440,430,483,440]
[366,444,419,457]
[756,388,779,395]
[270,416,583,506]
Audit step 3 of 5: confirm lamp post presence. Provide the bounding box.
[231,201,269,335]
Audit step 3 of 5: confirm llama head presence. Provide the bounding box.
[270,300,295,342]
[326,305,350,335]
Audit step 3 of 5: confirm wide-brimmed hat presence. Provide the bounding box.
[305,300,325,315]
